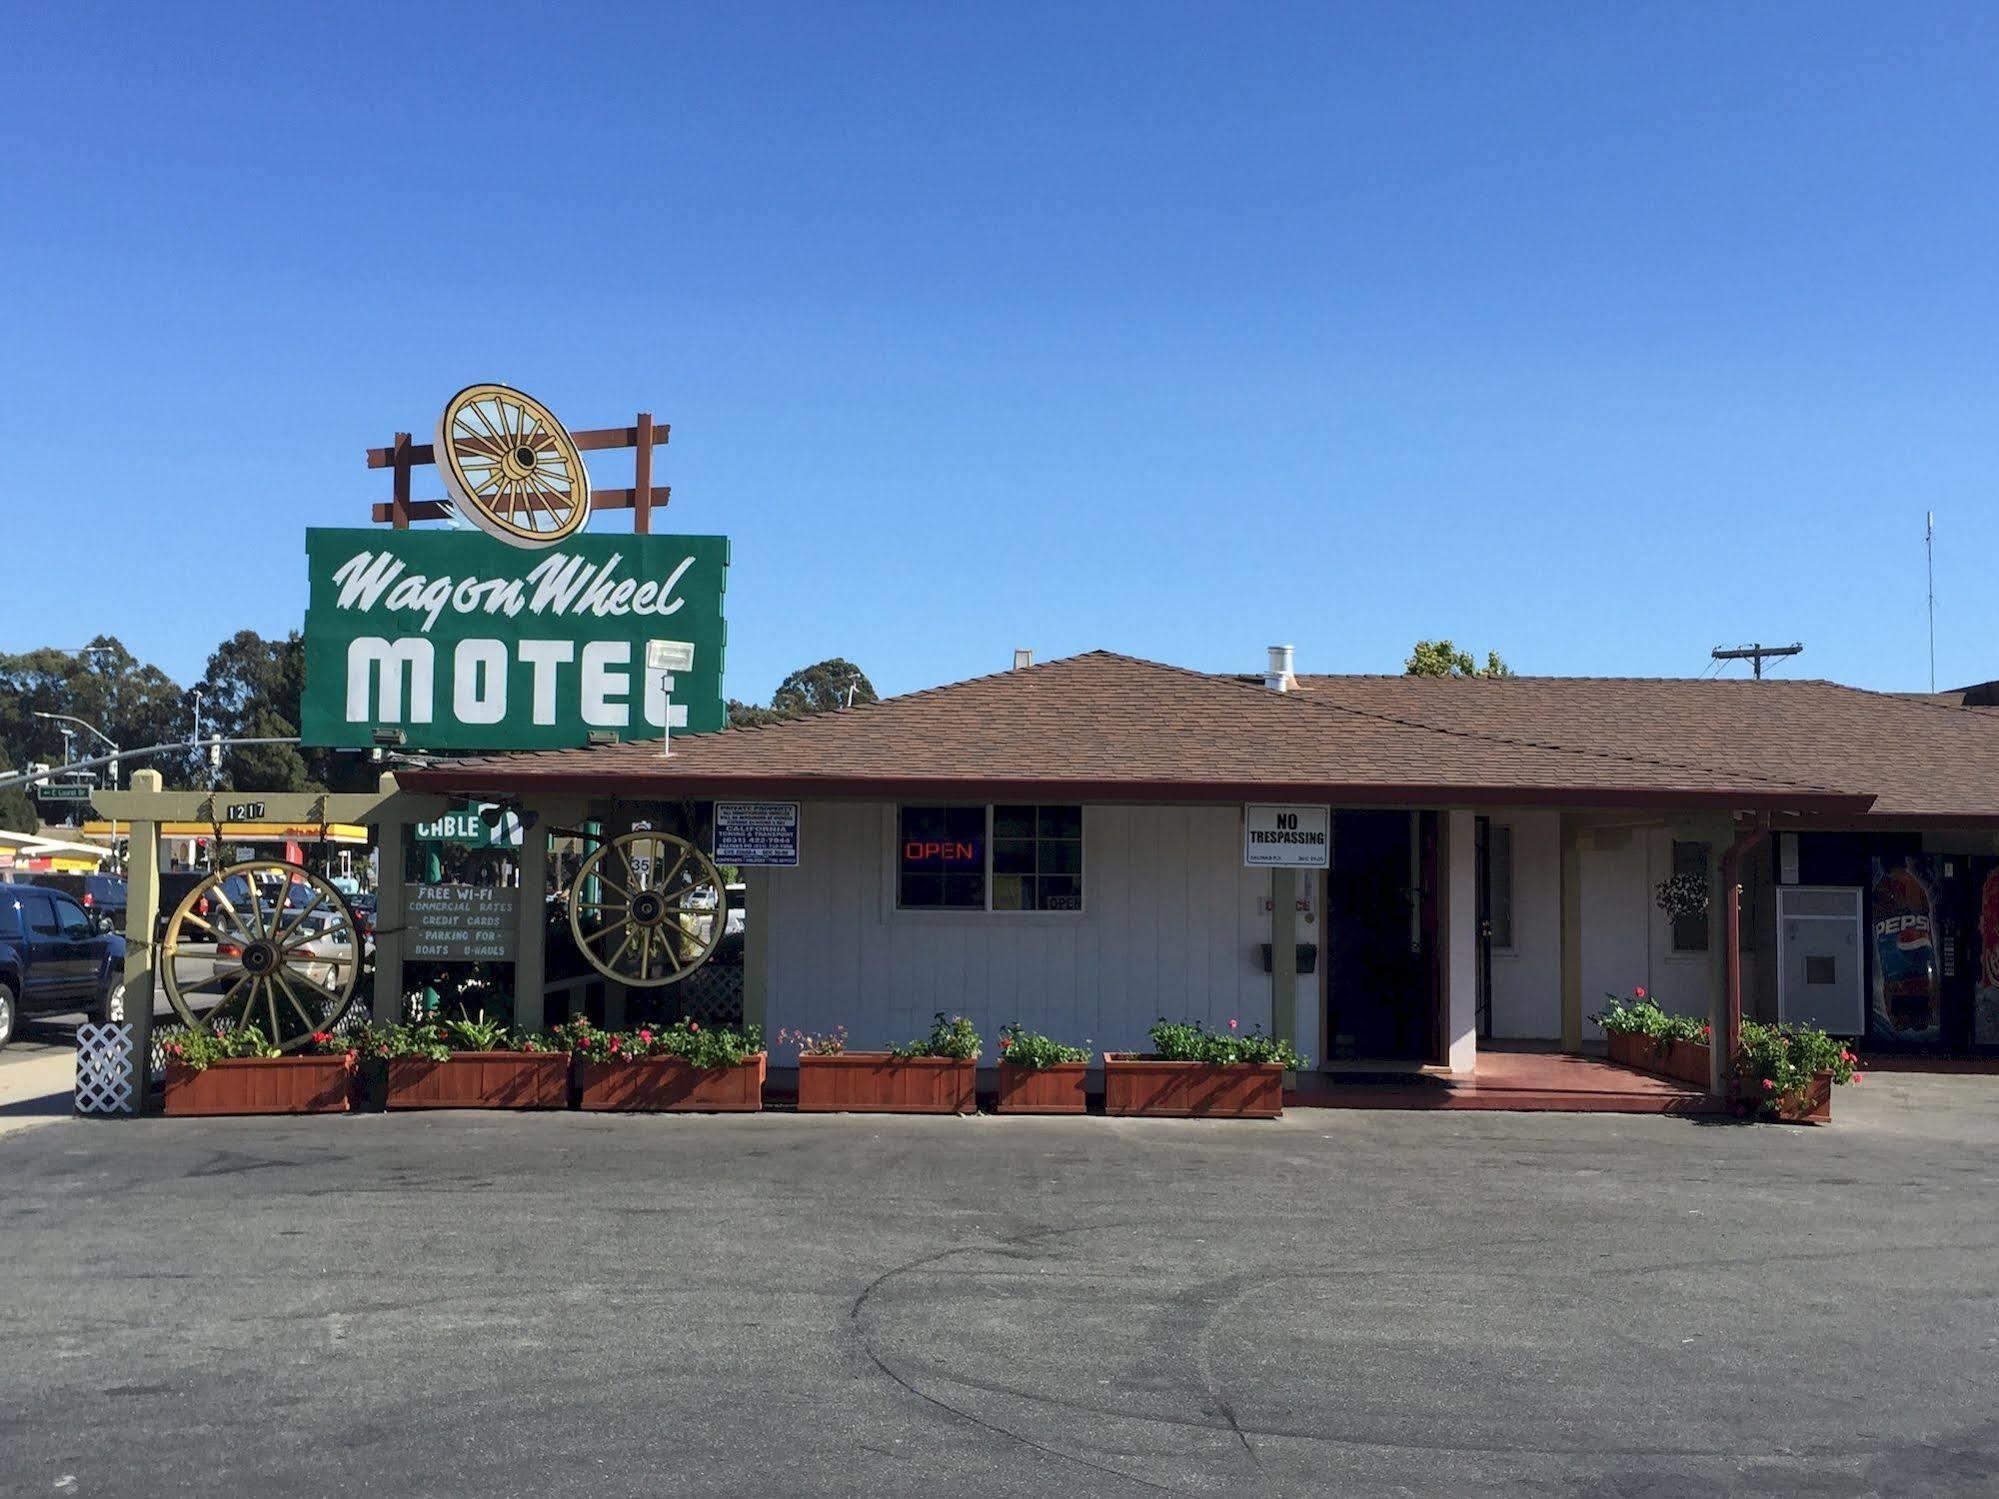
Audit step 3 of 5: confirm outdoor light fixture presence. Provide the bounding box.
[371,727,407,747]
[586,729,618,746]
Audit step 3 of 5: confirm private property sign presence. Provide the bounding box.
[300,528,728,751]
[1243,804,1331,868]
[714,801,800,867]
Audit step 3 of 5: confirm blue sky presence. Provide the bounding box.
[5,2,1994,699]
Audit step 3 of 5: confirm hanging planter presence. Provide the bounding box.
[1654,872,1710,920]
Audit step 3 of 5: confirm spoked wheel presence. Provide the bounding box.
[568,832,727,988]
[160,861,361,1049]
[434,383,591,548]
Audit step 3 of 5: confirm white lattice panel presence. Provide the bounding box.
[74,1023,137,1116]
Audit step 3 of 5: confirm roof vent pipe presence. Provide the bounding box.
[1013,649,1033,670]
[1265,644,1296,693]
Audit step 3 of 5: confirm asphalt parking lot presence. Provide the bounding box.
[3,1075,1997,1498]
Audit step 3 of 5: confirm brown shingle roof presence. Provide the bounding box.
[403,652,1886,814]
[1290,674,1999,821]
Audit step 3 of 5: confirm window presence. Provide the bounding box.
[1488,824,1514,949]
[0,894,21,939]
[897,805,986,910]
[1671,840,1709,953]
[896,804,1084,912]
[993,805,1084,911]
[20,890,62,938]
[49,894,89,934]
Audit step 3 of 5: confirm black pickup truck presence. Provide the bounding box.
[0,883,126,1048]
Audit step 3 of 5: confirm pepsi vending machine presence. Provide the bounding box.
[1869,854,1999,1052]
[1869,857,1942,1043]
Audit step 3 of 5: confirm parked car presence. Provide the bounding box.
[22,873,127,931]
[0,884,126,1048]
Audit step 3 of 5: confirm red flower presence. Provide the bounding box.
[689,1021,699,1033]
[999,1036,1012,1049]
[1634,986,1647,1000]
[1228,1019,1239,1031]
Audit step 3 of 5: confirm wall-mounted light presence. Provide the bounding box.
[371,727,407,747]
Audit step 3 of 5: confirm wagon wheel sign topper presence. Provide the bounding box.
[434,383,591,548]
[568,831,727,987]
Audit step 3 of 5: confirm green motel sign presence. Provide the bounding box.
[301,527,728,752]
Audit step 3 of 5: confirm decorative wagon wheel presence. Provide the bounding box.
[434,382,591,548]
[160,861,361,1050]
[568,832,727,988]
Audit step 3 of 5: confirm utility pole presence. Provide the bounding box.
[1711,642,1803,680]
[1926,511,1937,693]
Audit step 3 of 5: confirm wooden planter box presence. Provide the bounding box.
[577,1054,766,1112]
[163,1055,353,1117]
[384,1052,569,1111]
[1102,1055,1284,1119]
[1766,1071,1835,1124]
[795,1054,976,1114]
[996,1061,1089,1114]
[1606,1031,1713,1088]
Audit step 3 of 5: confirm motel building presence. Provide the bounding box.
[400,648,1999,1098]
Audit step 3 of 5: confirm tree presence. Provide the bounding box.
[1405,640,1514,678]
[192,630,372,792]
[0,635,191,797]
[772,658,878,716]
[728,658,879,728]
[0,754,37,833]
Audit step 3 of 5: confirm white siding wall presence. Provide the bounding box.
[1488,810,1563,1039]
[761,802,1282,1057]
[1575,826,1751,1037]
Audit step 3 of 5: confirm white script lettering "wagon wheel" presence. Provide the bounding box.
[568,832,727,988]
[434,383,591,548]
[160,862,362,1048]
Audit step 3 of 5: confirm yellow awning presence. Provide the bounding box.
[80,821,371,843]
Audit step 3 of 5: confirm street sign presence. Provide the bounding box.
[1243,804,1331,868]
[405,883,520,962]
[38,784,93,801]
[714,801,800,867]
[300,527,729,751]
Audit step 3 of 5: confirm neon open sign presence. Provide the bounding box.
[903,840,979,863]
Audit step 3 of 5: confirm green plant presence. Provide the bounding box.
[996,1022,1089,1068]
[1146,1018,1306,1069]
[776,1025,848,1056]
[656,1019,763,1070]
[159,1024,281,1072]
[345,1012,558,1062]
[160,1024,356,1071]
[1591,987,1707,1044]
[888,1012,982,1061]
[443,1008,512,1051]
[556,1016,763,1070]
[1736,1020,1862,1115]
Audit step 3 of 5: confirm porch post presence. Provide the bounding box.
[373,773,407,1023]
[1271,868,1298,1049]
[1443,810,1478,1073]
[122,770,162,1111]
[741,868,770,1034]
[513,813,549,1032]
[1559,815,1584,1053]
